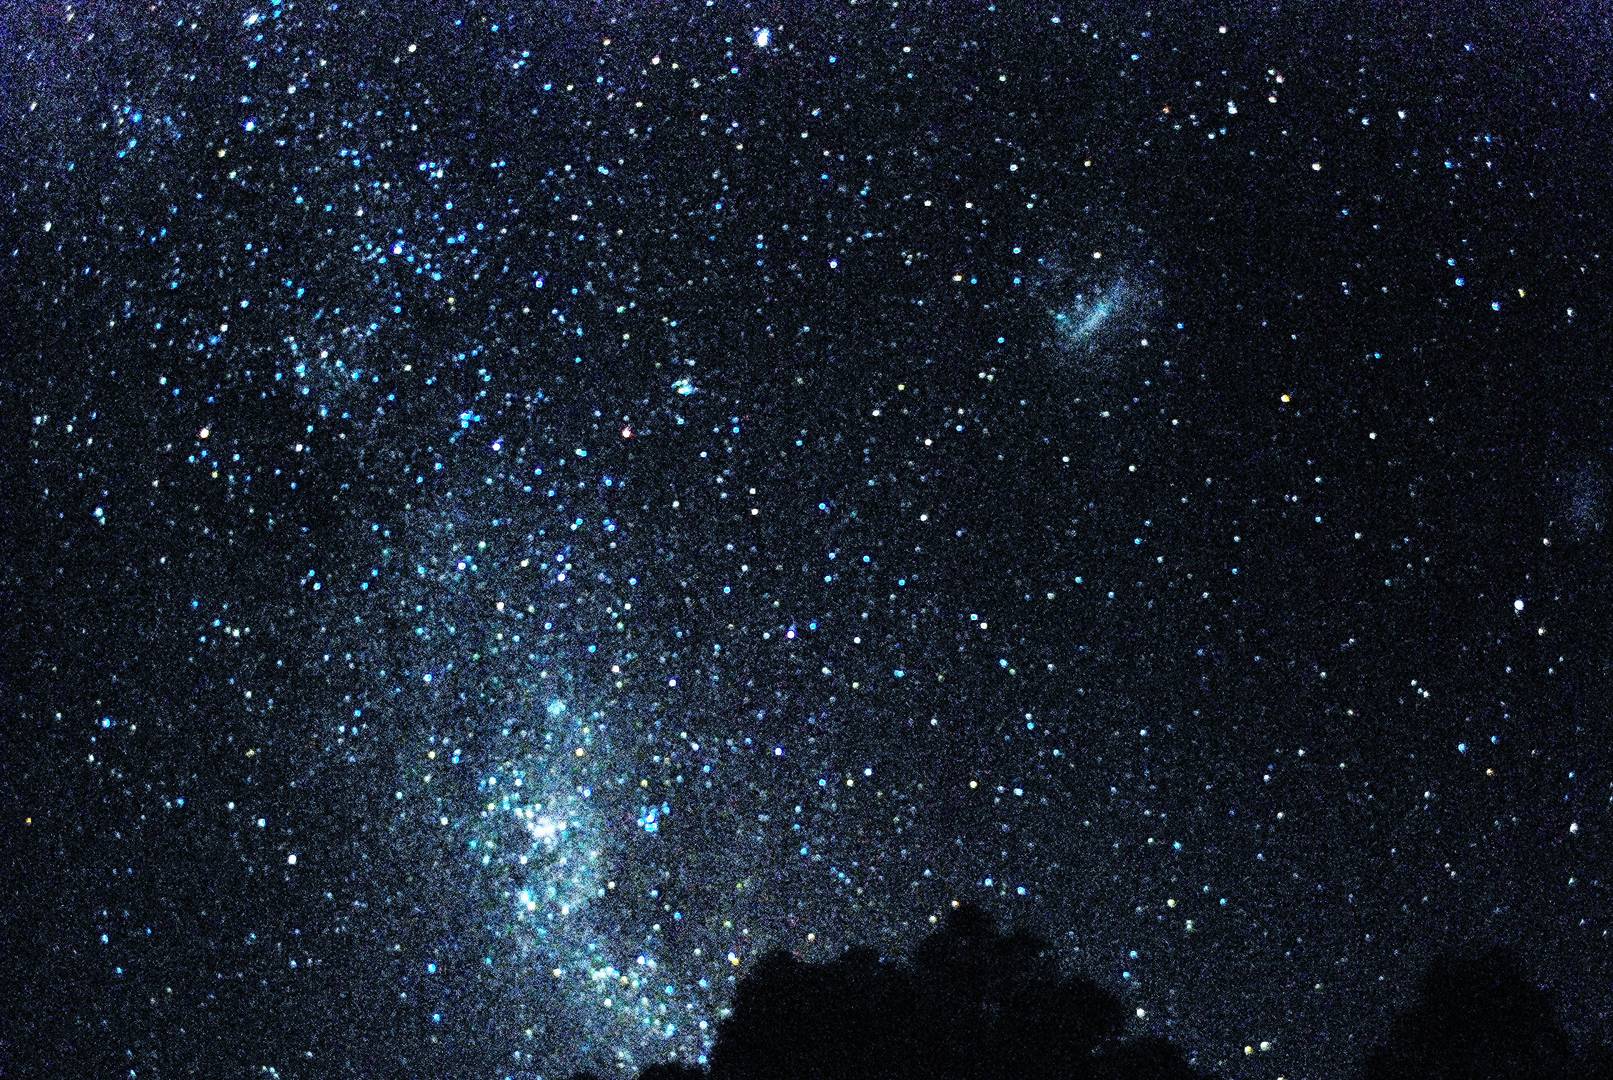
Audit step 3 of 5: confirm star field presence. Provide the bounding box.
[9,2,1613,1077]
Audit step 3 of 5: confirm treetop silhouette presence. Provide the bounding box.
[578,915,1612,1080]
[707,904,1205,1080]
[1363,946,1578,1080]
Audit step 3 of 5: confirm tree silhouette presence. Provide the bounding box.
[903,905,1127,1080]
[1361,947,1574,1080]
[580,925,1613,1080]
[706,905,1209,1080]
[707,944,917,1080]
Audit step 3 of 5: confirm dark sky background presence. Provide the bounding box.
[7,1,1613,1077]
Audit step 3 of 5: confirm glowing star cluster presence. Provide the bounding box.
[1052,279,1132,349]
[445,701,720,1073]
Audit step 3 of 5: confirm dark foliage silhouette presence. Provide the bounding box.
[704,905,1207,1080]
[707,945,917,1080]
[586,925,1613,1080]
[1362,946,1575,1080]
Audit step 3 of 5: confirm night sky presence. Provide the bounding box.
[8,2,1613,1078]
